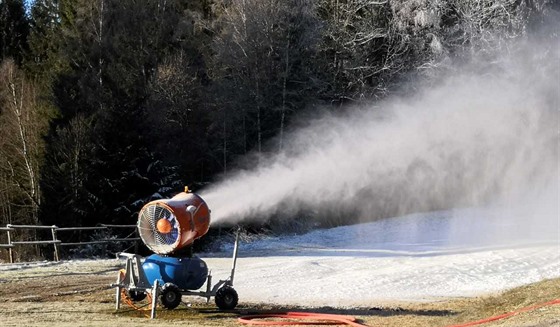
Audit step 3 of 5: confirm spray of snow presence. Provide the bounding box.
[201,38,559,243]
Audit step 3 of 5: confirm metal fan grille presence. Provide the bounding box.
[138,203,180,254]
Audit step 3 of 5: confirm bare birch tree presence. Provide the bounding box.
[211,0,320,160]
[0,59,48,225]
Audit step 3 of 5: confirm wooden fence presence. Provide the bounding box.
[0,224,139,263]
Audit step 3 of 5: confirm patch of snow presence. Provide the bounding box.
[0,260,60,271]
[201,207,559,306]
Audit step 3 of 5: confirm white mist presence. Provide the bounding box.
[201,39,559,244]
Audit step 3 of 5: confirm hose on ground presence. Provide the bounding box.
[237,299,560,326]
[238,311,369,326]
[443,298,560,327]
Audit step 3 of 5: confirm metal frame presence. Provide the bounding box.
[111,230,241,319]
[113,252,160,318]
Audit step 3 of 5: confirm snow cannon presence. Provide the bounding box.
[112,187,240,318]
[137,188,210,255]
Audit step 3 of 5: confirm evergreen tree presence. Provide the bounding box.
[25,0,65,80]
[40,0,189,226]
[0,0,28,64]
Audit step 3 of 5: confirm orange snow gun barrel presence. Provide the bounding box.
[137,187,210,255]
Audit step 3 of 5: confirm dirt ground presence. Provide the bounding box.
[0,259,559,327]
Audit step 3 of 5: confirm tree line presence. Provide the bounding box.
[0,0,555,239]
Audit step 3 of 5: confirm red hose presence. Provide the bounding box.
[238,311,370,326]
[238,299,560,327]
[443,298,560,327]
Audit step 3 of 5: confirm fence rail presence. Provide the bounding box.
[0,224,138,263]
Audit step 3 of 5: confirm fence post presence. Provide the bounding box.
[51,226,60,261]
[6,226,13,264]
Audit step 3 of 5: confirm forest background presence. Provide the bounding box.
[0,0,557,258]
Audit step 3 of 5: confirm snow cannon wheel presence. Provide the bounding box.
[117,269,147,302]
[160,283,182,310]
[126,290,147,302]
[215,286,238,310]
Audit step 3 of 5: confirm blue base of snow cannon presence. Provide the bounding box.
[142,254,208,290]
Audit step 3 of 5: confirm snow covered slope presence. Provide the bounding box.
[202,207,559,307]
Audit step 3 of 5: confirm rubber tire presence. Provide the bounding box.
[215,286,238,310]
[125,289,147,302]
[160,284,182,310]
[117,269,147,302]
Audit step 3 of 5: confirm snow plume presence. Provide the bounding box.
[202,38,559,229]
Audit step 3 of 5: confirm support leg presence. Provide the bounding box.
[115,286,121,310]
[150,280,159,319]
